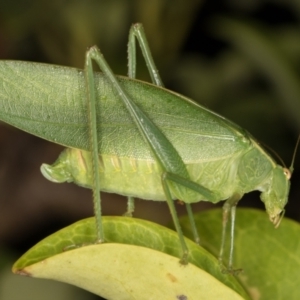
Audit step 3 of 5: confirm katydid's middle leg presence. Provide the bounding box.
[124,197,135,217]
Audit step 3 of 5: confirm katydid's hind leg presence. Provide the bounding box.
[161,175,189,265]
[219,194,242,274]
[128,24,195,263]
[123,196,135,217]
[163,172,218,247]
[128,23,164,86]
[86,46,196,265]
[129,24,205,248]
[125,23,164,216]
[160,170,220,262]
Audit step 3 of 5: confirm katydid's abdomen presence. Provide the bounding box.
[41,121,281,217]
[42,137,278,205]
[0,61,249,198]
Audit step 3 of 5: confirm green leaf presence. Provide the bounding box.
[13,217,249,299]
[180,208,300,299]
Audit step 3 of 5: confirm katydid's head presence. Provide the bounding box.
[260,166,291,227]
[261,137,299,227]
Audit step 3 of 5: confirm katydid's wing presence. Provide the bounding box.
[0,61,249,162]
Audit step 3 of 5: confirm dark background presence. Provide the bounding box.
[0,1,299,299]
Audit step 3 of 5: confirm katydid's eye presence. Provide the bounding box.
[283,168,291,179]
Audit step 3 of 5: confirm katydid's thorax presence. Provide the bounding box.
[185,138,277,200]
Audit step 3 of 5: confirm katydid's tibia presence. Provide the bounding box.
[0,24,292,272]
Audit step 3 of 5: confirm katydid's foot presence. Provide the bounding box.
[124,197,135,217]
[123,211,133,217]
[221,267,243,276]
[179,252,189,265]
[194,237,200,245]
[219,261,243,275]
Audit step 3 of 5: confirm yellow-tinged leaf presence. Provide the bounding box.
[12,217,249,299]
[17,243,245,300]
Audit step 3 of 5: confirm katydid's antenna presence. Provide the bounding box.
[289,135,300,174]
[261,142,286,168]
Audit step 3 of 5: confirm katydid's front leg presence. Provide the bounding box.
[219,194,242,274]
[127,23,200,245]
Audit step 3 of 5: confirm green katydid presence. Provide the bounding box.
[0,23,293,272]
